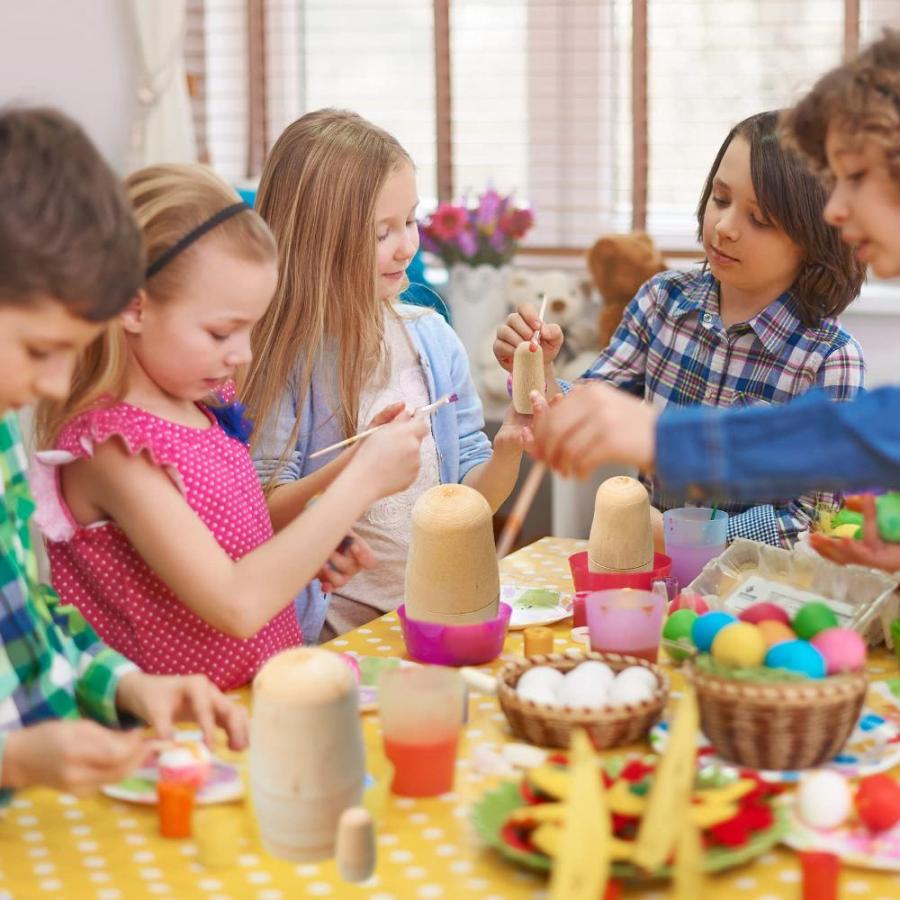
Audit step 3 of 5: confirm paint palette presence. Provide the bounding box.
[503,584,572,630]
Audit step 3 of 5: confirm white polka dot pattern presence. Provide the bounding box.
[45,402,302,689]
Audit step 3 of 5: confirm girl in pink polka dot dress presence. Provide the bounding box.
[32,164,427,690]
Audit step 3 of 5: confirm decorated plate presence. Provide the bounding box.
[471,769,787,880]
[503,585,572,630]
[650,706,900,783]
[102,759,243,805]
[783,803,900,871]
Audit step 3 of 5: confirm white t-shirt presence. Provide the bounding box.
[325,310,441,636]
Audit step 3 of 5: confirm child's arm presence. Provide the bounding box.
[462,404,528,512]
[64,416,427,640]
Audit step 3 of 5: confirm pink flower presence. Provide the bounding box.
[428,203,468,241]
[498,207,534,240]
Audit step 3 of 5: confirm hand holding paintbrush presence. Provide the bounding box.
[309,394,458,460]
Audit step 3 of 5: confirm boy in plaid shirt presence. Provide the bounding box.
[0,108,247,804]
[495,111,865,549]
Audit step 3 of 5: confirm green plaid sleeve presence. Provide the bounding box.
[37,584,138,726]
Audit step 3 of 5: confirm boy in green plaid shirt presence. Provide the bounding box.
[0,108,247,804]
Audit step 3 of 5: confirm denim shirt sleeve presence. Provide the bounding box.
[440,317,493,481]
[252,376,305,486]
[656,386,900,500]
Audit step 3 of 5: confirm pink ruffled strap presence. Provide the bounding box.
[29,450,78,542]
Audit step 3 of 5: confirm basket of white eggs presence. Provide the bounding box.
[496,651,669,749]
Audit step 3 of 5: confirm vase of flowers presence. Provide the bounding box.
[419,190,534,360]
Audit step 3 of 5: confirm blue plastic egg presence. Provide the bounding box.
[764,640,826,679]
[691,611,738,652]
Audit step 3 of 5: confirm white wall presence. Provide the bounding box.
[0,0,136,171]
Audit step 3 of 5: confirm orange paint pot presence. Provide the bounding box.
[157,779,196,839]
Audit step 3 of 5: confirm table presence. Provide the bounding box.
[2,537,899,899]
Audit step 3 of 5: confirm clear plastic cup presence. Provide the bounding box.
[378,666,464,797]
[663,507,729,589]
[584,587,667,662]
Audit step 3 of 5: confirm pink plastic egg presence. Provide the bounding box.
[811,627,867,675]
[669,592,710,615]
[738,602,791,626]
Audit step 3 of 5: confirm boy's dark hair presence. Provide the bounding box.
[782,29,900,188]
[0,107,144,321]
[696,110,865,328]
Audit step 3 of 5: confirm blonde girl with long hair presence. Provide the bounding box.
[34,163,426,689]
[245,109,530,642]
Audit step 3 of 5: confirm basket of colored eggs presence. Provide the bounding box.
[663,601,868,771]
[496,651,669,750]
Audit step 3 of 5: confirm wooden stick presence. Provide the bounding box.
[496,462,547,559]
[529,293,549,352]
[308,394,457,460]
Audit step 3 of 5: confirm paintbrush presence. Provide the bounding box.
[496,461,547,559]
[529,293,548,352]
[309,393,459,460]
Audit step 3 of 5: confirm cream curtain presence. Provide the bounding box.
[127,0,197,170]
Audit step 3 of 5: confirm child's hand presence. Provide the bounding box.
[352,413,428,500]
[1,720,149,794]
[531,382,657,478]
[364,400,407,431]
[493,404,535,457]
[116,672,249,752]
[810,494,900,573]
[493,302,564,372]
[318,532,377,593]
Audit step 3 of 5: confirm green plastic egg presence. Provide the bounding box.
[711,621,767,668]
[662,609,698,661]
[793,602,839,641]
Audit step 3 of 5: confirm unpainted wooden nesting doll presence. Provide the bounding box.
[511,340,546,414]
[588,475,654,574]
[250,648,365,862]
[405,483,500,624]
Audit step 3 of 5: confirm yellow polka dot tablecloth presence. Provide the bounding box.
[3,537,900,899]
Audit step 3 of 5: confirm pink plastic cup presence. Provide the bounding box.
[584,588,666,662]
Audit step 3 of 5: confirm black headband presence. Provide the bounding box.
[145,201,251,280]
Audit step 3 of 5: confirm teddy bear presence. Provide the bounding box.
[587,231,666,349]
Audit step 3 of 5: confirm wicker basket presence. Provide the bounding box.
[496,651,668,750]
[687,663,868,771]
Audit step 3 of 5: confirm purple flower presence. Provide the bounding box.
[489,226,507,253]
[457,227,478,258]
[475,189,503,229]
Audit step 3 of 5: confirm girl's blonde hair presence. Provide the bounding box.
[36,163,276,447]
[782,29,900,186]
[242,108,413,470]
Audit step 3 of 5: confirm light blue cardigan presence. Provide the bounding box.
[252,304,493,642]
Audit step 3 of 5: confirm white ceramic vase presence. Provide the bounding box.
[446,263,511,364]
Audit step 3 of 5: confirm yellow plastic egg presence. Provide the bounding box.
[711,622,766,668]
[831,523,860,539]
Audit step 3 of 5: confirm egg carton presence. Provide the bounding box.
[685,538,899,648]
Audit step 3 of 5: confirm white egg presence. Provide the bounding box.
[607,674,655,706]
[613,666,658,693]
[796,770,851,830]
[556,662,614,709]
[516,666,563,706]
